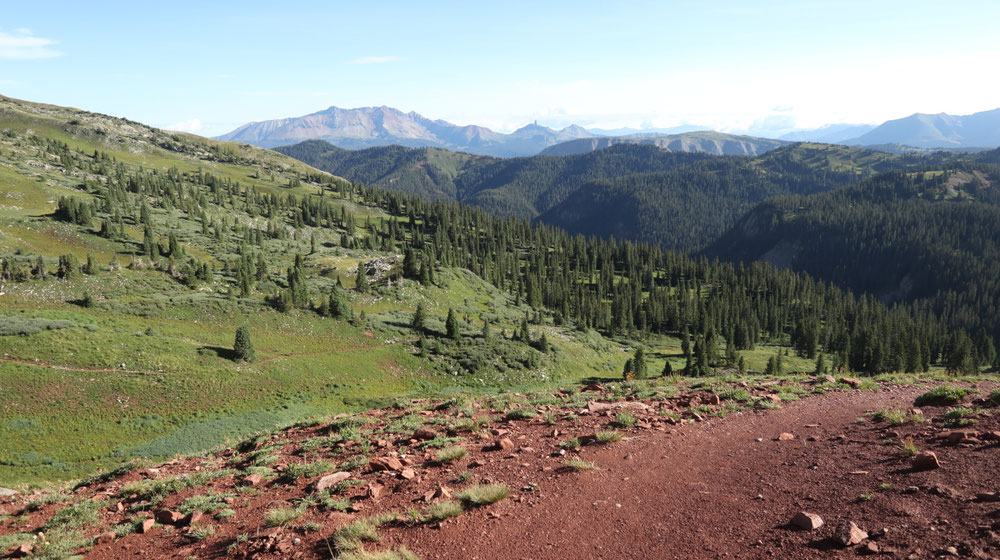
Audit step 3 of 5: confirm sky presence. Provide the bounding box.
[2,0,1000,138]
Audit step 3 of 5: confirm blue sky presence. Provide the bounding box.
[2,0,999,137]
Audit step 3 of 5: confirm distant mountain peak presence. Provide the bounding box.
[216,109,595,156]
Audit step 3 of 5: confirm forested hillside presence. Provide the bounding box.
[280,140,960,251]
[705,160,1000,351]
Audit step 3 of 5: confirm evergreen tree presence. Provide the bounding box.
[622,358,634,379]
[661,359,673,377]
[411,303,426,330]
[632,347,648,379]
[445,308,460,340]
[355,263,369,293]
[234,326,255,362]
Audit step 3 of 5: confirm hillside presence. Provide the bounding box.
[537,130,788,156]
[0,95,975,491]
[845,108,1000,149]
[704,161,1000,345]
[215,106,593,156]
[282,140,961,251]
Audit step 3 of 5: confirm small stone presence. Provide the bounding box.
[399,468,416,480]
[943,546,959,556]
[975,492,1000,503]
[412,428,437,441]
[861,541,880,555]
[154,509,184,525]
[6,543,32,558]
[777,433,795,441]
[834,521,868,547]
[97,531,116,544]
[141,518,156,533]
[841,377,863,388]
[367,483,385,500]
[369,456,404,472]
[185,510,204,526]
[912,451,940,471]
[241,474,264,487]
[790,511,824,530]
[315,472,352,492]
[497,438,515,451]
[0,488,18,498]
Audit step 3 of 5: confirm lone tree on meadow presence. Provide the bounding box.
[234,326,255,362]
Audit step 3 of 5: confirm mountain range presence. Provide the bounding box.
[218,106,1000,156]
[215,105,595,156]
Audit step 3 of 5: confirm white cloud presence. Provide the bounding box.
[164,118,203,134]
[345,56,401,65]
[0,29,62,60]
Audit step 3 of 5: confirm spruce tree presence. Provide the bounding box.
[445,307,460,340]
[411,303,426,330]
[234,326,255,362]
[355,264,369,293]
[662,359,673,377]
[632,347,648,379]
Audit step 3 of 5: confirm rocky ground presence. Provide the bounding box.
[1,376,998,559]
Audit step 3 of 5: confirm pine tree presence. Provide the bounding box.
[445,307,460,340]
[234,326,255,362]
[411,303,426,330]
[355,264,369,293]
[814,353,827,375]
[622,358,634,379]
[632,347,648,379]
[661,359,673,377]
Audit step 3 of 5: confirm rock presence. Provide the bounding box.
[708,394,721,405]
[913,451,941,471]
[141,518,156,533]
[929,485,962,499]
[861,541,880,555]
[0,488,17,498]
[822,375,837,384]
[6,543,32,558]
[367,483,385,500]
[834,521,868,547]
[185,510,204,526]
[315,472,352,492]
[777,433,795,441]
[412,428,437,441]
[975,492,1000,503]
[790,511,824,530]
[369,457,404,472]
[870,527,889,539]
[946,430,976,444]
[841,377,863,388]
[399,468,416,480]
[154,509,184,525]
[766,395,782,404]
[586,400,649,413]
[241,474,264,487]
[97,531,116,544]
[496,438,515,451]
[982,431,1000,442]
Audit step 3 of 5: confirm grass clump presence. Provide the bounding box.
[330,512,397,552]
[264,506,304,527]
[424,500,464,521]
[563,458,598,471]
[900,436,919,456]
[338,548,420,560]
[614,410,637,427]
[871,409,906,425]
[278,460,335,484]
[594,430,623,444]
[990,388,1000,406]
[435,445,468,463]
[456,484,509,506]
[914,385,975,406]
[504,407,537,421]
[942,407,980,427]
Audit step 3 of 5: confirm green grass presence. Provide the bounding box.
[435,445,468,463]
[563,458,598,471]
[914,385,976,406]
[424,500,464,521]
[594,430,623,444]
[337,548,420,560]
[330,512,398,552]
[456,484,509,506]
[264,506,304,527]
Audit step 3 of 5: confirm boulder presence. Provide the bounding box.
[841,377,863,388]
[912,451,941,471]
[834,521,868,547]
[0,488,17,498]
[790,511,824,530]
[315,472,352,492]
[185,510,204,526]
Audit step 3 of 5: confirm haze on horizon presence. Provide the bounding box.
[2,0,999,138]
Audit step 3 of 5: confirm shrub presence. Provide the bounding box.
[457,484,509,506]
[914,385,975,406]
[900,437,918,456]
[0,316,75,336]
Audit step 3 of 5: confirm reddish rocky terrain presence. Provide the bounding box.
[1,377,998,559]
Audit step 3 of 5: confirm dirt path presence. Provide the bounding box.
[396,385,932,560]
